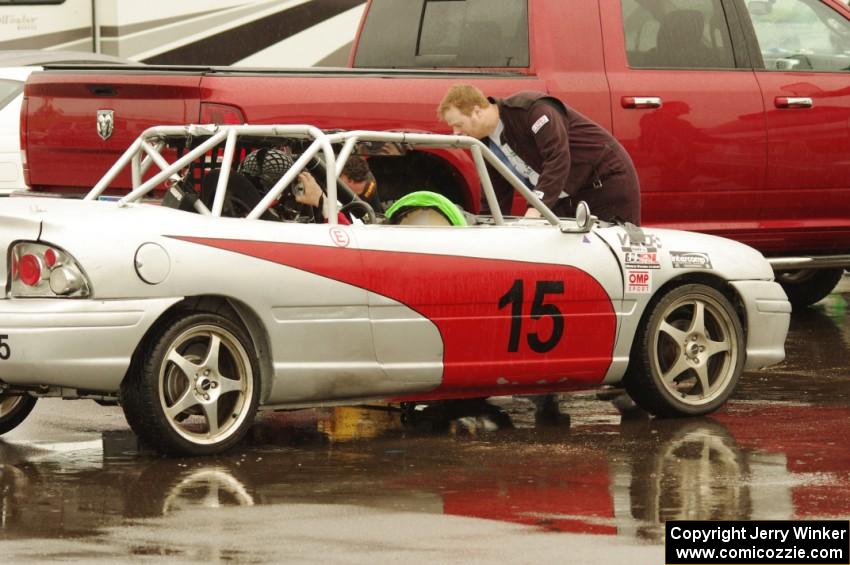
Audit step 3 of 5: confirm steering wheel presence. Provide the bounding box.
[340,198,376,224]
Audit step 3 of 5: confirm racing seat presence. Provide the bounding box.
[385,191,467,226]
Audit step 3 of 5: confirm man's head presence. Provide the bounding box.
[340,155,374,197]
[438,84,499,138]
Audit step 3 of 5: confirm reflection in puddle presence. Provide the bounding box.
[1,397,849,547]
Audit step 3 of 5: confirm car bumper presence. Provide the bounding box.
[730,280,791,370]
[0,297,182,392]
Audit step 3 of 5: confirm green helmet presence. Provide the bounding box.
[385,191,467,226]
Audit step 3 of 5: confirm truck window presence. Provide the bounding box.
[355,0,529,68]
[621,0,736,69]
[743,0,850,72]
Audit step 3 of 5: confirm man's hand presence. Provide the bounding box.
[524,207,542,219]
[295,172,323,207]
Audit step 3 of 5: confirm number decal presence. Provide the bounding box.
[498,280,565,353]
[498,280,524,352]
[0,335,9,360]
[528,281,565,353]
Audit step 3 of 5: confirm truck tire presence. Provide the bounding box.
[121,311,260,456]
[777,268,844,309]
[0,393,37,435]
[625,284,744,417]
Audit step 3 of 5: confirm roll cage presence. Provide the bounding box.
[84,124,585,230]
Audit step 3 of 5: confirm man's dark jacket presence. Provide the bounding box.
[483,91,640,224]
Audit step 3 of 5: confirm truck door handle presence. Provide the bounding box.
[621,96,662,109]
[775,96,813,109]
[88,85,118,97]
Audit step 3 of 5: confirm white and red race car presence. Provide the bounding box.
[0,125,790,456]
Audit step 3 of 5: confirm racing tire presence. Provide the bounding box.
[121,312,260,457]
[776,268,844,309]
[625,284,744,417]
[0,393,37,435]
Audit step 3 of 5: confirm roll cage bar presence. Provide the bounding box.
[84,124,565,227]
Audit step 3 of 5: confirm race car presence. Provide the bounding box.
[0,125,791,456]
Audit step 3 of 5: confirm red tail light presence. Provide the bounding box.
[19,95,29,187]
[200,102,245,125]
[9,242,91,298]
[18,254,42,286]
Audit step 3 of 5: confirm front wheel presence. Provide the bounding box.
[0,393,37,435]
[121,312,260,456]
[625,284,744,417]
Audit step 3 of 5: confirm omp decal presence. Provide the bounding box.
[176,237,617,389]
[626,270,652,294]
[329,227,350,248]
[671,251,712,269]
[624,251,660,270]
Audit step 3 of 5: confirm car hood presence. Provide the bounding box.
[594,224,775,281]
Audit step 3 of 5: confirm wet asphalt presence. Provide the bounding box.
[0,275,848,563]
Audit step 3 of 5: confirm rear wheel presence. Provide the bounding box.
[0,393,37,435]
[122,312,260,456]
[625,284,744,417]
[777,268,844,309]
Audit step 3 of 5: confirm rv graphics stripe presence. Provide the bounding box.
[143,0,364,66]
[175,236,617,391]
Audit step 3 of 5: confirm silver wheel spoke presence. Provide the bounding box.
[687,301,706,335]
[662,356,691,385]
[705,337,730,359]
[660,321,687,344]
[167,388,200,419]
[202,400,220,437]
[695,363,711,397]
[217,377,242,395]
[202,334,222,374]
[168,349,200,379]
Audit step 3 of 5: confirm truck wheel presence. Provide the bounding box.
[121,312,260,456]
[0,393,37,435]
[777,268,844,309]
[625,284,744,417]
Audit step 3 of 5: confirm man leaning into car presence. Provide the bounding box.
[438,84,640,225]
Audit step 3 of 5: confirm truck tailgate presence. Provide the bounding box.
[24,70,203,194]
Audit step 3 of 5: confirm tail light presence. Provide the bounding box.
[19,95,29,187]
[200,102,245,125]
[9,242,90,298]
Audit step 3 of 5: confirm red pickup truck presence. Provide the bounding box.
[22,0,850,307]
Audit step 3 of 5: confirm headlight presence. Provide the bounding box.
[9,242,91,298]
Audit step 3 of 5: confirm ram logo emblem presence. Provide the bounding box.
[96,109,114,141]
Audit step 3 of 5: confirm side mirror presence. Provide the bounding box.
[560,200,596,233]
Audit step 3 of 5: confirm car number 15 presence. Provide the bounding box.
[0,335,10,360]
[498,280,565,353]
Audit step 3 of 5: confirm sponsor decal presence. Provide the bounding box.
[329,227,350,247]
[624,251,660,270]
[627,269,652,293]
[671,251,712,269]
[618,232,662,253]
[96,110,114,141]
[531,114,550,134]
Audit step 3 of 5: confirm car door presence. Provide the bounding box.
[353,223,621,397]
[735,0,850,252]
[600,0,767,233]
